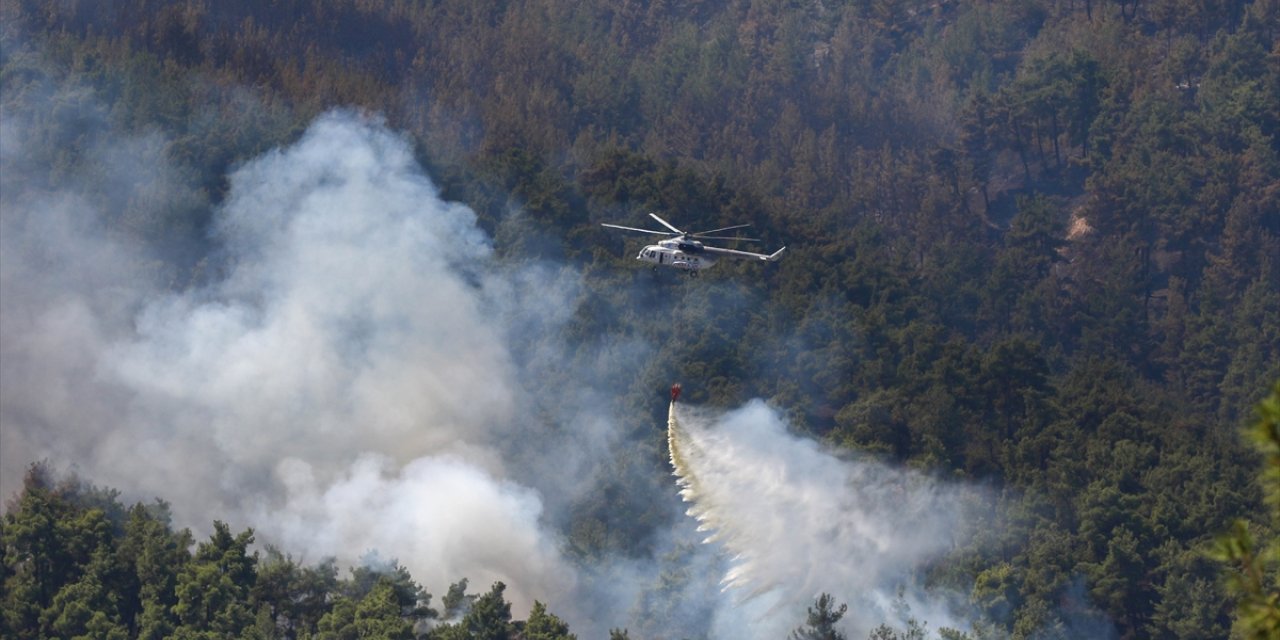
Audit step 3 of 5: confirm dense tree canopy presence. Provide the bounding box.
[0,466,569,639]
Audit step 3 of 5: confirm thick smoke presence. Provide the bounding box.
[2,102,579,611]
[1,76,175,498]
[105,113,517,477]
[670,400,983,638]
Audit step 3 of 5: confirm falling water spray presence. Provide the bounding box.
[666,398,985,637]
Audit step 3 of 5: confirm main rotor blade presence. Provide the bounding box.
[691,223,752,236]
[648,213,685,235]
[692,235,761,243]
[601,223,675,236]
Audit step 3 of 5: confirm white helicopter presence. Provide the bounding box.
[601,213,785,275]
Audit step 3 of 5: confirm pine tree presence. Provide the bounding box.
[789,593,848,640]
[1210,382,1280,638]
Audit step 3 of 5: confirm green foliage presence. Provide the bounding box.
[170,521,258,637]
[315,581,414,640]
[1248,383,1280,521]
[0,466,134,639]
[253,549,340,638]
[0,466,578,639]
[430,581,514,640]
[440,578,475,620]
[345,559,435,623]
[790,593,848,640]
[315,596,359,640]
[522,601,576,640]
[1211,521,1280,639]
[1209,382,1280,639]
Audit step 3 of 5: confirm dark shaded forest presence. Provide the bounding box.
[1,0,1277,638]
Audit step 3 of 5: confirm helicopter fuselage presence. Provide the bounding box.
[637,242,716,271]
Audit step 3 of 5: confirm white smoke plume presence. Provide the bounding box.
[1,102,579,612]
[104,111,519,478]
[669,400,984,638]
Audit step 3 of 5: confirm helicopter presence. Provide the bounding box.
[601,213,785,275]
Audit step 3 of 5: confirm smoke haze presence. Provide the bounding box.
[1,101,580,611]
[2,62,995,637]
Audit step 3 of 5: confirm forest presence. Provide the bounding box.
[1,0,1277,638]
